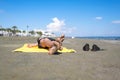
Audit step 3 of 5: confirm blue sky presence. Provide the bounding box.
[0,0,120,37]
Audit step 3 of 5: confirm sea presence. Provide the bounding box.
[75,36,120,40]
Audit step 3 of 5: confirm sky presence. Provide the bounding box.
[0,0,120,37]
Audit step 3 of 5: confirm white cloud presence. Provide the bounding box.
[46,17,77,36]
[112,20,120,24]
[95,17,102,20]
[46,17,65,32]
[61,27,77,34]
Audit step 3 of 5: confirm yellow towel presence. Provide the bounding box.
[13,44,76,53]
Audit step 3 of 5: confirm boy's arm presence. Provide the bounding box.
[53,41,62,50]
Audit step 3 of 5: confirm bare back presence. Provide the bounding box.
[39,38,54,48]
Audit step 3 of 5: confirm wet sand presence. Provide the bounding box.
[0,36,120,80]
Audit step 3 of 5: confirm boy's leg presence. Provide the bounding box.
[60,34,65,42]
[27,43,38,48]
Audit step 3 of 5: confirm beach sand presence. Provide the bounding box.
[0,36,120,80]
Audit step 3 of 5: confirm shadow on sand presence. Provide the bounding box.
[54,52,62,55]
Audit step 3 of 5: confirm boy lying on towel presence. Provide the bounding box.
[27,34,65,55]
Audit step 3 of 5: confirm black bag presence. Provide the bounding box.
[91,44,100,51]
[83,43,90,51]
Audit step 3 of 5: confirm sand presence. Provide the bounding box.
[0,36,120,80]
